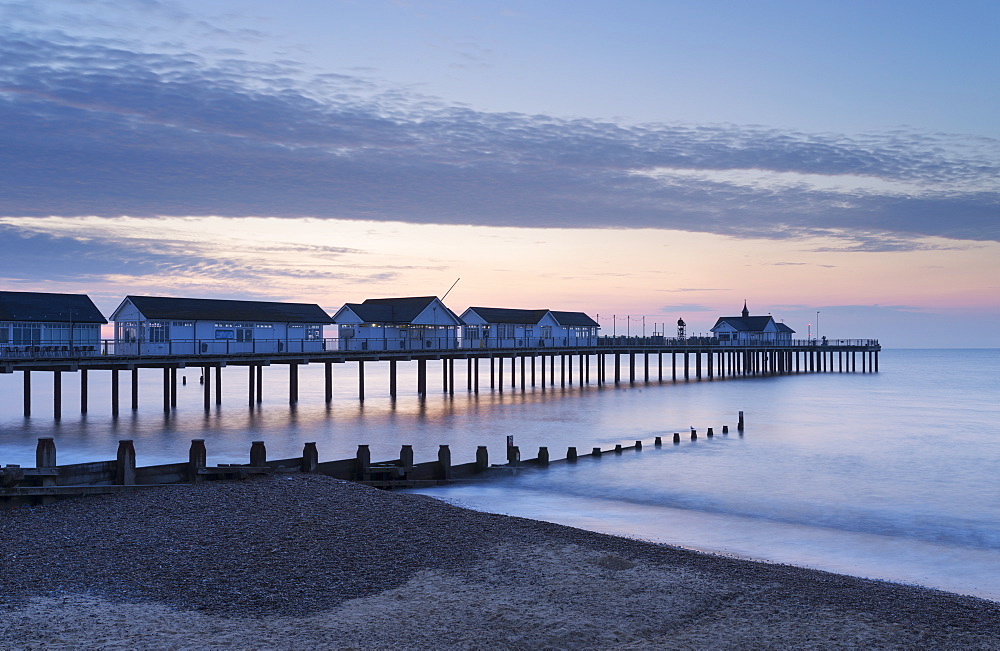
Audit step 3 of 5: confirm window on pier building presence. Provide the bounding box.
[541,326,552,338]
[305,326,322,340]
[147,322,169,343]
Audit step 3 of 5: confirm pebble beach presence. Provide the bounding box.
[2,474,998,650]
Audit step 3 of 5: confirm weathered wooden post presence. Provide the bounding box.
[356,444,371,480]
[722,425,729,434]
[475,445,489,472]
[673,432,680,444]
[116,440,136,486]
[399,444,414,470]
[250,441,267,467]
[36,437,57,469]
[189,439,207,483]
[301,442,318,473]
[635,440,642,450]
[614,444,623,454]
[738,410,745,431]
[707,427,714,438]
[592,447,602,457]
[654,436,662,446]
[690,428,697,440]
[438,444,453,480]
[567,446,578,462]
[537,446,550,466]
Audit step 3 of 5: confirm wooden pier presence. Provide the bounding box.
[0,339,880,419]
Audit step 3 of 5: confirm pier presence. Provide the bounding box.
[1,338,880,418]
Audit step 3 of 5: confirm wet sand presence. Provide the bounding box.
[2,474,998,649]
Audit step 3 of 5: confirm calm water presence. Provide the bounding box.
[2,350,998,600]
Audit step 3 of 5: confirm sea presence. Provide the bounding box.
[1,349,998,601]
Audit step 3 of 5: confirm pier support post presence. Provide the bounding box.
[289,363,298,404]
[473,357,479,394]
[116,440,136,486]
[189,439,207,483]
[163,368,170,412]
[417,359,427,396]
[301,442,318,473]
[80,369,88,414]
[215,366,222,405]
[629,353,635,383]
[389,359,397,399]
[203,366,211,410]
[22,370,30,417]
[249,365,256,407]
[614,353,620,384]
[250,440,267,467]
[131,368,139,410]
[438,445,453,480]
[170,368,177,407]
[325,362,333,403]
[358,360,365,402]
[497,357,504,393]
[256,364,263,403]
[53,370,62,420]
[449,358,455,395]
[684,352,690,380]
[520,355,526,391]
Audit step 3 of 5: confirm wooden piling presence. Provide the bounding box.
[537,446,550,466]
[189,439,207,483]
[250,441,267,467]
[438,445,453,480]
[476,445,489,471]
[116,440,136,486]
[567,446,578,462]
[673,433,680,444]
[301,442,318,473]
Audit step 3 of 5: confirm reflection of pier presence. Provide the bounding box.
[1,338,880,419]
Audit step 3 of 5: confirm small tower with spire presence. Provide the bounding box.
[741,301,750,318]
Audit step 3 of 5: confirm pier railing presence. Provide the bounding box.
[0,336,880,361]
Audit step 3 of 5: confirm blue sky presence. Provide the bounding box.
[0,0,997,346]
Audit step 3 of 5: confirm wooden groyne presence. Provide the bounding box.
[1,414,746,508]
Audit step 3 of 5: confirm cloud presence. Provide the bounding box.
[0,11,997,249]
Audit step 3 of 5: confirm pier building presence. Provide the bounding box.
[0,291,106,356]
[110,296,334,356]
[710,302,794,344]
[333,296,462,351]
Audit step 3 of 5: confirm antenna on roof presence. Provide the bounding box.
[441,277,461,301]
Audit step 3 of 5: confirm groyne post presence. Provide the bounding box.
[301,442,318,473]
[356,444,371,480]
[438,445,453,480]
[537,446,550,467]
[567,446,578,462]
[250,441,267,467]
[476,445,489,472]
[189,439,207,482]
[116,440,136,486]
[738,410,745,431]
[399,444,414,470]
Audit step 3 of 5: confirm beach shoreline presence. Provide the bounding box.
[2,474,998,649]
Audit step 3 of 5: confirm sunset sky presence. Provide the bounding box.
[1,0,997,347]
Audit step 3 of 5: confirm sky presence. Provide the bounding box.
[0,0,997,347]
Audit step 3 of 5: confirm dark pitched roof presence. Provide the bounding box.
[344,296,459,324]
[711,316,775,331]
[124,296,333,323]
[0,291,107,323]
[776,323,795,333]
[550,311,600,328]
[463,307,550,325]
